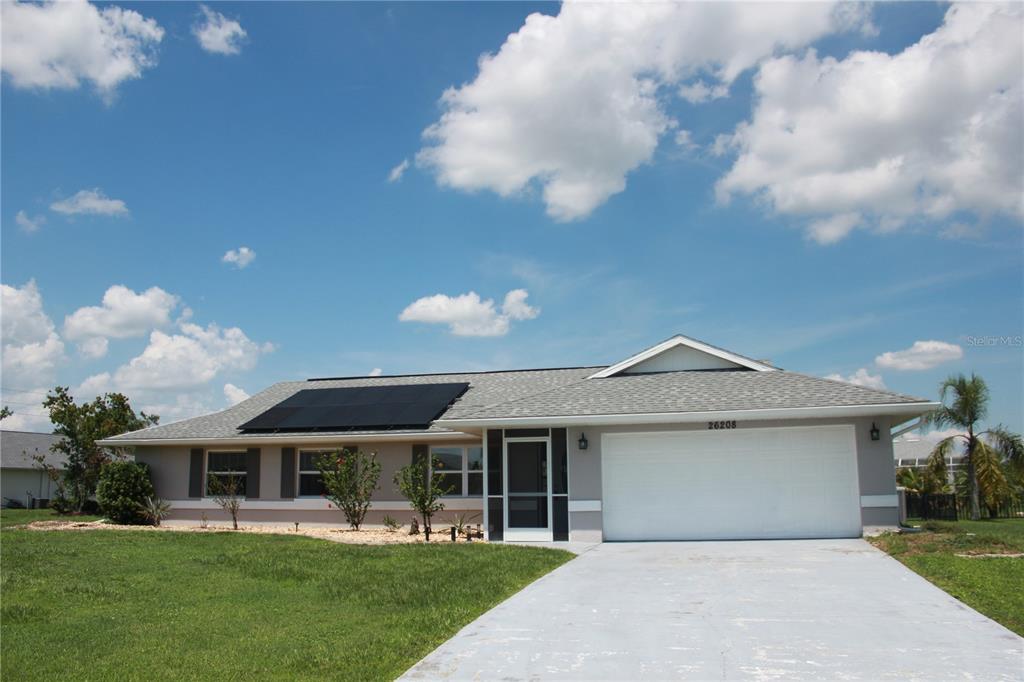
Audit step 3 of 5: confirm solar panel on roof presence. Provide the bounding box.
[238,382,470,432]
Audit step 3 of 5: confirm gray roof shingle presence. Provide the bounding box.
[438,370,928,420]
[104,367,599,442]
[103,364,931,443]
[1,431,65,469]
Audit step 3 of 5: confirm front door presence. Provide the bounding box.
[503,438,552,541]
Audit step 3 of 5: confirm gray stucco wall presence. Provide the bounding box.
[565,415,899,540]
[135,446,192,499]
[134,416,900,538]
[1,468,58,507]
[134,439,482,504]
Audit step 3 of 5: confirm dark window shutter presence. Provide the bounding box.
[280,447,296,499]
[247,448,261,499]
[412,443,428,484]
[189,448,204,498]
[552,428,568,495]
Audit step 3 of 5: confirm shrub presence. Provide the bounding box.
[316,449,381,530]
[96,461,154,524]
[137,497,172,527]
[382,514,401,532]
[207,473,243,530]
[49,488,74,515]
[394,453,454,541]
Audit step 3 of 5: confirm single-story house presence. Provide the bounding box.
[1,430,64,508]
[98,335,938,542]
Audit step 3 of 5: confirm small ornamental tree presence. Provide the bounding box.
[394,452,454,541]
[316,448,381,530]
[43,387,159,512]
[207,472,244,530]
[96,461,155,524]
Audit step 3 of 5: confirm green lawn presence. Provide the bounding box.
[0,508,101,528]
[0,529,573,681]
[870,519,1024,636]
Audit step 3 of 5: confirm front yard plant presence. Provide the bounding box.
[316,448,381,530]
[394,451,454,541]
[0,527,572,681]
[207,472,244,530]
[870,519,1024,636]
[96,460,155,524]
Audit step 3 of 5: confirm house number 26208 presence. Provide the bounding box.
[707,420,737,430]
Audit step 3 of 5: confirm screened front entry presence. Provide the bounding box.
[505,439,551,540]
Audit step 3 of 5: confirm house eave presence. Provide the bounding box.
[96,430,481,447]
[434,401,941,429]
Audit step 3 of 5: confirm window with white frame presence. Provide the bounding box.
[430,445,483,497]
[206,451,248,497]
[298,450,332,496]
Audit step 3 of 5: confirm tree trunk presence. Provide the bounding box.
[967,432,981,521]
[422,512,430,541]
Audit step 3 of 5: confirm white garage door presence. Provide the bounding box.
[601,425,861,541]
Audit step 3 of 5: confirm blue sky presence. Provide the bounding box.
[2,1,1021,435]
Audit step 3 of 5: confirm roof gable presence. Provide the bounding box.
[589,335,776,378]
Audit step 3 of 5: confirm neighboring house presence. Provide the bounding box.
[97,335,937,542]
[894,438,966,483]
[1,430,63,508]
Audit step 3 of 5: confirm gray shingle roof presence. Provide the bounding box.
[103,363,931,443]
[1,431,65,469]
[104,367,599,442]
[439,370,928,420]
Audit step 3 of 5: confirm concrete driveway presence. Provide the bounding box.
[402,539,1023,680]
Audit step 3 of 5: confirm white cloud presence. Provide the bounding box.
[15,210,45,233]
[875,340,963,371]
[399,288,539,336]
[222,246,255,269]
[78,337,110,360]
[80,320,272,392]
[807,213,862,245]
[825,367,887,390]
[678,80,728,104]
[50,189,128,216]
[1,0,163,97]
[418,2,867,221]
[1,280,65,430]
[388,159,410,183]
[368,368,383,377]
[63,285,179,358]
[717,3,1023,242]
[223,383,250,406]
[674,130,698,153]
[192,5,247,56]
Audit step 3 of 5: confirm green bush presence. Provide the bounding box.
[96,461,154,524]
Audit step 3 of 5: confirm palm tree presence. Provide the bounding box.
[895,466,947,495]
[925,374,1023,520]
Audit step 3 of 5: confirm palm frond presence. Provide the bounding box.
[981,425,1024,473]
[936,373,989,427]
[972,439,1012,507]
[926,437,954,482]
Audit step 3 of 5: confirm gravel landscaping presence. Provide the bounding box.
[23,519,479,545]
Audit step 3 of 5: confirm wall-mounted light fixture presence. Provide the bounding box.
[578,432,589,450]
[870,422,880,441]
